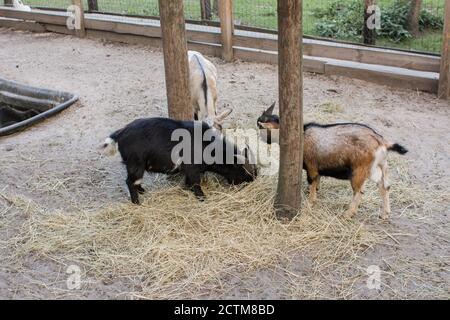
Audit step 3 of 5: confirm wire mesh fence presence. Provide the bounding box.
[87,1,219,21]
[375,0,445,53]
[2,0,446,54]
[17,0,72,10]
[232,0,445,54]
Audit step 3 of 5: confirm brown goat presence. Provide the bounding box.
[257,104,408,220]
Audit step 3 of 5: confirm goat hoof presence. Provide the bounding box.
[136,185,146,194]
[191,186,205,201]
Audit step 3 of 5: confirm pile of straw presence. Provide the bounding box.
[3,154,428,299]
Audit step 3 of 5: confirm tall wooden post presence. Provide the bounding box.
[158,0,192,120]
[363,0,377,45]
[200,0,212,20]
[407,0,422,37]
[87,0,99,12]
[213,0,219,15]
[275,0,303,220]
[438,0,450,100]
[71,0,86,38]
[219,0,234,62]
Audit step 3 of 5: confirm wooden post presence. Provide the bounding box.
[158,0,192,120]
[87,0,99,12]
[200,0,212,20]
[71,0,86,38]
[212,0,219,15]
[219,0,234,62]
[363,0,376,45]
[438,0,450,100]
[4,0,12,6]
[407,0,422,37]
[275,0,303,220]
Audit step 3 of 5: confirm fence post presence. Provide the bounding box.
[275,0,303,221]
[4,0,12,6]
[71,0,86,38]
[438,0,450,100]
[87,0,98,12]
[158,0,192,120]
[200,0,212,20]
[363,0,376,45]
[407,0,422,37]
[219,0,234,62]
[212,0,219,15]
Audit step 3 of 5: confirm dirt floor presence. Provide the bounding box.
[0,28,449,299]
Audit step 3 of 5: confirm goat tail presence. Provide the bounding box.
[388,143,408,155]
[100,128,123,156]
[100,137,118,156]
[193,53,210,115]
[205,84,216,117]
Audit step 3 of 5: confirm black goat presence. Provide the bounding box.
[102,117,257,204]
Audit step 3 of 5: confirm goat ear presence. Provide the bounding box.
[264,102,276,115]
[258,122,270,129]
[204,118,215,127]
[215,108,233,123]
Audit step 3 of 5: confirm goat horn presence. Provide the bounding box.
[215,108,233,122]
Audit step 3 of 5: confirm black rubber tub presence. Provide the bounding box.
[0,78,79,137]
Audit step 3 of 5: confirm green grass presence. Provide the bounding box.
[231,0,444,53]
[21,0,445,53]
[377,30,443,53]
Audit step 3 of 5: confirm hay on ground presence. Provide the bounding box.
[2,156,440,299]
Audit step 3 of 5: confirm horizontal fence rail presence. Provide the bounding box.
[7,0,445,54]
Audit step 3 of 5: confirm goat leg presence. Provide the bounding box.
[126,165,145,205]
[185,168,205,201]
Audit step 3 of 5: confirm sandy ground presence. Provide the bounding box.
[0,28,449,299]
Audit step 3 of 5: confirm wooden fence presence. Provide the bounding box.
[0,0,449,99]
